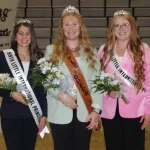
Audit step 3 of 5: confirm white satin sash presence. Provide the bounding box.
[3,49,49,138]
[112,54,136,88]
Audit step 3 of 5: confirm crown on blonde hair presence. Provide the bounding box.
[17,19,32,25]
[114,10,130,16]
[62,5,79,16]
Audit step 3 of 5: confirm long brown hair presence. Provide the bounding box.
[101,11,145,92]
[50,12,96,69]
[11,20,43,61]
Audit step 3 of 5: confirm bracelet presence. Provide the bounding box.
[93,108,101,114]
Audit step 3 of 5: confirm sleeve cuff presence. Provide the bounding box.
[91,103,101,110]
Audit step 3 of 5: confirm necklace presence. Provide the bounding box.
[116,47,126,56]
[67,46,80,57]
[68,46,79,51]
[19,53,30,61]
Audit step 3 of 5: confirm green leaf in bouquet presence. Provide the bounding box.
[44,84,59,90]
[23,97,29,104]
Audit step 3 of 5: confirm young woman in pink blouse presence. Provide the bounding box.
[98,10,150,150]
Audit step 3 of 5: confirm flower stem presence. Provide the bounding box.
[24,98,29,104]
[121,94,129,104]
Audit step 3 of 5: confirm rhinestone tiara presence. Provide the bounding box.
[114,10,130,16]
[62,5,79,16]
[16,19,32,25]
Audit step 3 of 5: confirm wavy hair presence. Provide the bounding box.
[50,13,96,69]
[101,12,145,92]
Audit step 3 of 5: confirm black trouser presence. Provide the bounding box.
[1,117,38,150]
[102,103,145,150]
[50,109,92,150]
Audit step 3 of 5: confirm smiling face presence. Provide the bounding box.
[113,16,131,42]
[15,25,31,48]
[62,15,80,41]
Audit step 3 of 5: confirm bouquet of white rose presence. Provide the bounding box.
[0,73,29,104]
[29,58,64,90]
[0,73,16,91]
[92,71,129,104]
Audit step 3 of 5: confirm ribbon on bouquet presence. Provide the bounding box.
[3,49,49,138]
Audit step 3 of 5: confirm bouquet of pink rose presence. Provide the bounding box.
[92,71,129,104]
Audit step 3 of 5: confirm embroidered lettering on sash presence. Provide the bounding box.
[112,56,136,87]
[3,49,43,126]
[67,55,89,96]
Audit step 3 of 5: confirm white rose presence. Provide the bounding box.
[37,58,46,64]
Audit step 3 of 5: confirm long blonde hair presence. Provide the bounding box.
[101,11,145,92]
[50,12,96,69]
